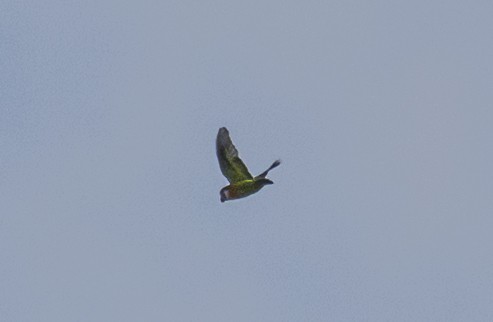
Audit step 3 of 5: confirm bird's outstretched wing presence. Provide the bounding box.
[216,127,253,183]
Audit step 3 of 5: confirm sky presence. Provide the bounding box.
[1,1,493,321]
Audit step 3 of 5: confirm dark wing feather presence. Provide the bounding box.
[216,127,253,183]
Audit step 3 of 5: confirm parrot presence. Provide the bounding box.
[216,127,280,202]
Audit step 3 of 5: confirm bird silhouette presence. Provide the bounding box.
[216,127,280,202]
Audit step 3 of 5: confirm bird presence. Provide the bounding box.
[216,127,280,202]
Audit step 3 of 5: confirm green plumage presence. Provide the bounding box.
[216,127,253,183]
[216,127,280,202]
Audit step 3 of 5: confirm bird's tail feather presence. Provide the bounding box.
[256,160,281,179]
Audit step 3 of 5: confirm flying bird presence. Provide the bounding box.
[216,127,280,202]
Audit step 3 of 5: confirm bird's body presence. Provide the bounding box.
[219,178,273,202]
[216,127,280,202]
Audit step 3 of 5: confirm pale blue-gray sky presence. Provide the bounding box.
[2,1,493,321]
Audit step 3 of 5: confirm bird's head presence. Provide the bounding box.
[220,187,230,203]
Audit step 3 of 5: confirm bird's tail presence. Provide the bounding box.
[256,159,281,179]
